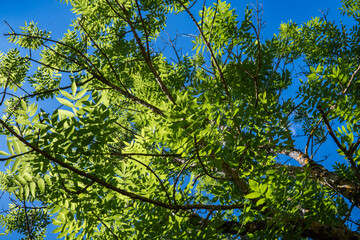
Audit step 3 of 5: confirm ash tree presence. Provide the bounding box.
[0,0,360,239]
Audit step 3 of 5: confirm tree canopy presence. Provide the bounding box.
[1,0,360,239]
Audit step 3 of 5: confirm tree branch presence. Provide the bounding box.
[108,0,177,105]
[0,119,246,211]
[280,148,360,208]
[5,32,164,116]
[318,105,360,182]
[175,0,231,100]
[125,156,172,205]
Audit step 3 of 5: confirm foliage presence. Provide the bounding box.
[0,0,360,239]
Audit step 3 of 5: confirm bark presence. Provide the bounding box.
[281,148,360,208]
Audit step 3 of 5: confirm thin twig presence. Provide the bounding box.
[93,213,120,240]
[173,156,195,205]
[176,0,231,100]
[0,69,11,106]
[110,0,177,105]
[318,105,360,182]
[125,156,172,205]
[342,62,360,94]
[0,150,35,161]
[194,136,225,180]
[5,32,163,115]
[77,17,129,94]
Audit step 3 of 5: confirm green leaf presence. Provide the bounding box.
[58,109,75,118]
[16,117,31,125]
[44,175,52,185]
[7,141,14,155]
[75,89,87,100]
[56,97,74,108]
[259,183,268,194]
[15,175,27,185]
[34,122,49,129]
[23,173,33,181]
[0,150,9,156]
[52,226,62,233]
[11,158,21,172]
[60,89,74,100]
[71,81,77,97]
[256,198,266,206]
[30,181,36,197]
[248,179,259,191]
[24,184,30,199]
[51,205,61,215]
[29,104,37,117]
[342,125,347,134]
[58,212,66,222]
[37,178,45,193]
[245,192,262,199]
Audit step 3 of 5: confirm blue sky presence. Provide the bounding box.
[0,0,358,239]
